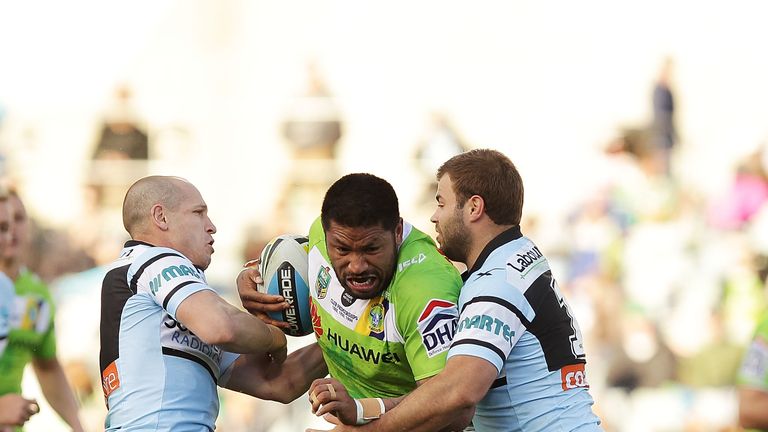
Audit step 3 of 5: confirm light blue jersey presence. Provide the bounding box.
[448,227,602,432]
[0,272,13,357]
[99,241,239,432]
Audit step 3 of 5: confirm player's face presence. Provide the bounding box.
[166,182,216,270]
[5,195,28,261]
[431,175,471,264]
[0,200,12,257]
[325,220,402,299]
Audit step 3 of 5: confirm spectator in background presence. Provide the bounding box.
[91,84,149,161]
[709,147,768,231]
[650,57,678,176]
[413,112,470,206]
[89,84,150,210]
[0,190,84,432]
[737,309,768,430]
[277,60,345,232]
[281,61,343,161]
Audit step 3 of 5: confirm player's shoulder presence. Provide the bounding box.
[0,272,13,296]
[397,222,454,269]
[308,216,327,251]
[127,245,202,285]
[467,236,549,296]
[754,311,768,337]
[14,269,50,295]
[389,223,461,304]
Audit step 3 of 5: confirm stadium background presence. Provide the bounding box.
[1,0,768,430]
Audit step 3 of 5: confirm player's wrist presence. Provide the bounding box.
[267,325,286,351]
[354,398,386,425]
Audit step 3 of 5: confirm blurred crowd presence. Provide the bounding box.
[2,61,768,432]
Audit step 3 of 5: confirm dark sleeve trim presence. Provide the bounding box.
[451,339,506,365]
[461,295,531,327]
[129,252,183,294]
[162,280,201,310]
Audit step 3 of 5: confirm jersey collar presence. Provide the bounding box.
[124,239,154,248]
[462,225,522,282]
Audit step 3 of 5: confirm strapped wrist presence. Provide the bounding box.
[355,398,386,425]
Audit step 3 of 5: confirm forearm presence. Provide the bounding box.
[217,309,283,354]
[226,343,328,403]
[739,387,768,429]
[378,392,472,431]
[177,290,286,354]
[32,359,84,432]
[367,380,471,432]
[357,357,491,432]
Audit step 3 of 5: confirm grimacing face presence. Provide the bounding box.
[165,181,217,270]
[431,174,471,264]
[324,220,402,299]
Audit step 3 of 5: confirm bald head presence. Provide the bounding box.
[122,176,189,236]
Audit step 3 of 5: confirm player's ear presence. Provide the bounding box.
[467,195,485,222]
[395,218,404,244]
[151,204,169,230]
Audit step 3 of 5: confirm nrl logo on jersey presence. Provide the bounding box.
[315,266,331,299]
[417,299,458,358]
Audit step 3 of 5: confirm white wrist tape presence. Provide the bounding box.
[355,398,386,425]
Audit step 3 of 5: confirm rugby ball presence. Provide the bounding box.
[258,234,313,336]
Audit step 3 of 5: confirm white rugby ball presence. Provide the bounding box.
[258,234,313,336]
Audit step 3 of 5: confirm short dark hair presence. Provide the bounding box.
[437,149,524,225]
[321,173,399,231]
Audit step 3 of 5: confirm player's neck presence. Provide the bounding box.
[0,257,21,280]
[464,223,516,270]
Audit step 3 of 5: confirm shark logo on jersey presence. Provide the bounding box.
[417,299,458,357]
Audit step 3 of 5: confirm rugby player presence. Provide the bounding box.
[0,188,37,430]
[0,191,84,431]
[99,176,323,431]
[239,173,472,428]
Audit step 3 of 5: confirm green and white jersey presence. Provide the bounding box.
[739,311,768,391]
[308,217,462,398]
[0,270,56,395]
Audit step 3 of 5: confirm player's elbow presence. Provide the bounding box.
[270,389,299,405]
[444,389,481,418]
[441,405,475,431]
[434,392,476,432]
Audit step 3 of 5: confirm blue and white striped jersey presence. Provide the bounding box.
[0,272,14,357]
[448,227,602,431]
[99,241,239,432]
